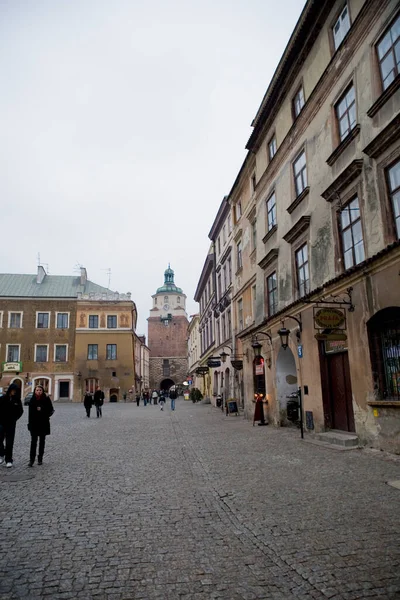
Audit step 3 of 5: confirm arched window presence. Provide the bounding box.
[86,378,99,394]
[368,308,400,401]
[164,296,169,303]
[33,377,51,394]
[154,297,157,305]
[177,296,181,304]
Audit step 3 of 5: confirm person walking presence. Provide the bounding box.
[0,383,23,468]
[159,390,165,411]
[169,386,178,411]
[83,391,93,418]
[28,385,54,467]
[136,392,140,407]
[93,386,105,418]
[152,389,159,405]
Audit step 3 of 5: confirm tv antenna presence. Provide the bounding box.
[102,268,112,289]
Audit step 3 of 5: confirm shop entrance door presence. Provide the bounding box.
[325,351,355,432]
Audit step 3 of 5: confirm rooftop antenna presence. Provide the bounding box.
[102,268,112,289]
[73,262,84,273]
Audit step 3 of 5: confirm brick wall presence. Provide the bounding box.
[149,357,188,390]
[148,316,188,357]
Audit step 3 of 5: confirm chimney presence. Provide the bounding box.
[80,267,87,286]
[37,265,46,284]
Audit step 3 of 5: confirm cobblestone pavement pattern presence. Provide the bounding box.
[0,399,399,600]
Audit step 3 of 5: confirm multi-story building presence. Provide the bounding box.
[187,314,200,389]
[135,334,150,395]
[200,0,400,452]
[0,266,137,402]
[147,267,188,390]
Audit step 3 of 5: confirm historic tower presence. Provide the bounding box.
[148,266,189,390]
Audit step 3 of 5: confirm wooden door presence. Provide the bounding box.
[327,352,355,432]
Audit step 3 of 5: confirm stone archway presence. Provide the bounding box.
[276,347,298,423]
[160,378,174,391]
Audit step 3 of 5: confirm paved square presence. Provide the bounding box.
[0,399,399,599]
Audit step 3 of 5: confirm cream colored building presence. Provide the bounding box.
[187,314,200,389]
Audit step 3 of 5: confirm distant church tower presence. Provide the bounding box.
[148,266,189,390]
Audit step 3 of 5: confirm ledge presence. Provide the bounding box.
[321,159,363,202]
[326,124,361,166]
[262,224,277,244]
[283,215,311,244]
[287,186,310,214]
[363,113,400,158]
[258,248,279,270]
[367,76,400,118]
[367,400,400,408]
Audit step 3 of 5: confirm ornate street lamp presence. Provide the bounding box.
[277,326,290,350]
[219,348,231,363]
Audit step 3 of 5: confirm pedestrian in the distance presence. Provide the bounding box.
[93,386,105,418]
[159,390,165,411]
[28,385,54,467]
[83,391,93,418]
[169,386,178,411]
[152,389,159,405]
[0,383,23,468]
[136,392,140,407]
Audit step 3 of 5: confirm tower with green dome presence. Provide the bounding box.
[147,266,188,390]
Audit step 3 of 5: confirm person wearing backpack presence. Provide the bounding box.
[169,386,178,411]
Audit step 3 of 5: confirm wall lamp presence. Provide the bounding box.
[251,332,272,358]
[219,346,232,364]
[278,315,302,350]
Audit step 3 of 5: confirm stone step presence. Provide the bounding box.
[314,430,359,448]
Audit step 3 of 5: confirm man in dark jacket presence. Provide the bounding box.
[0,383,24,467]
[93,386,105,418]
[83,391,93,418]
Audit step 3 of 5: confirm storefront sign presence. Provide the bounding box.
[315,331,347,342]
[325,340,348,354]
[314,307,345,330]
[255,363,264,375]
[2,362,22,373]
[207,359,221,368]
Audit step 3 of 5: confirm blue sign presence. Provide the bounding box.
[297,345,303,358]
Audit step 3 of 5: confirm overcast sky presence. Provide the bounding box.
[0,0,305,335]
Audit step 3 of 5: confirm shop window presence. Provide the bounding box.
[368,308,400,401]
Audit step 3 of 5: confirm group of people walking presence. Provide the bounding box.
[83,387,105,418]
[0,384,54,468]
[136,386,178,410]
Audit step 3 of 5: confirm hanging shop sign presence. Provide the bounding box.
[325,339,348,354]
[255,362,264,375]
[313,307,346,330]
[195,366,209,375]
[207,359,221,368]
[2,362,22,373]
[315,331,347,342]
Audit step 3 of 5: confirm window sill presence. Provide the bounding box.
[326,124,361,167]
[367,76,400,118]
[262,224,277,244]
[367,400,400,408]
[287,187,310,215]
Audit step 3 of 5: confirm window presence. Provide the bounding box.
[238,299,243,331]
[107,315,117,328]
[87,344,98,360]
[251,173,256,193]
[336,84,356,142]
[89,315,99,329]
[163,359,170,377]
[9,312,22,328]
[216,318,220,346]
[268,135,277,161]
[227,310,231,337]
[36,312,49,329]
[267,272,278,316]
[333,4,351,51]
[7,345,20,362]
[267,192,277,231]
[228,213,232,233]
[235,202,242,222]
[222,225,226,244]
[293,86,305,118]
[221,314,226,341]
[227,257,232,284]
[218,274,222,300]
[35,345,48,362]
[340,197,365,269]
[223,265,227,292]
[177,296,181,303]
[164,296,168,303]
[293,151,308,197]
[387,159,400,239]
[296,244,310,297]
[237,241,242,270]
[368,308,400,401]
[0,311,3,328]
[106,344,117,360]
[252,285,256,321]
[217,237,221,255]
[55,345,67,362]
[56,313,69,329]
[376,13,400,91]
[86,378,99,393]
[252,221,257,251]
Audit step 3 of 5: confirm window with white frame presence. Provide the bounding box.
[227,257,232,284]
[221,314,226,341]
[89,315,99,328]
[340,197,365,269]
[54,344,68,362]
[333,3,351,51]
[217,237,221,255]
[0,311,3,328]
[56,313,69,329]
[335,84,356,142]
[267,192,277,231]
[268,135,277,161]
[35,345,48,362]
[267,272,278,316]
[238,299,243,331]
[293,151,308,197]
[107,315,117,328]
[293,85,305,118]
[235,202,242,222]
[237,241,242,270]
[252,221,257,251]
[252,285,256,321]
[295,244,310,297]
[36,312,50,329]
[87,344,98,360]
[106,344,117,360]
[376,13,400,91]
[7,344,20,362]
[387,159,400,238]
[9,312,22,328]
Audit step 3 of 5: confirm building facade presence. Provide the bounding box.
[148,267,188,390]
[187,314,201,390]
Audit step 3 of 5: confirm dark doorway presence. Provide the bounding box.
[59,381,70,399]
[160,378,174,391]
[320,345,355,432]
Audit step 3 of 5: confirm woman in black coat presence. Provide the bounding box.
[28,385,54,467]
[0,383,23,467]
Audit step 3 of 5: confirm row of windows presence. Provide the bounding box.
[217,258,233,301]
[5,343,119,362]
[1,312,69,329]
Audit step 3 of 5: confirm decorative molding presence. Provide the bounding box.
[258,248,279,270]
[363,114,400,158]
[262,224,277,244]
[367,76,400,118]
[326,125,361,166]
[283,216,311,244]
[287,186,310,214]
[247,205,257,224]
[233,228,243,243]
[77,292,132,301]
[220,244,232,265]
[321,160,363,202]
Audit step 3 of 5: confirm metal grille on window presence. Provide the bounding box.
[369,309,400,401]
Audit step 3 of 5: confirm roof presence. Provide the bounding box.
[0,274,113,298]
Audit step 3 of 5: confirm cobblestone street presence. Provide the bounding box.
[0,399,399,600]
